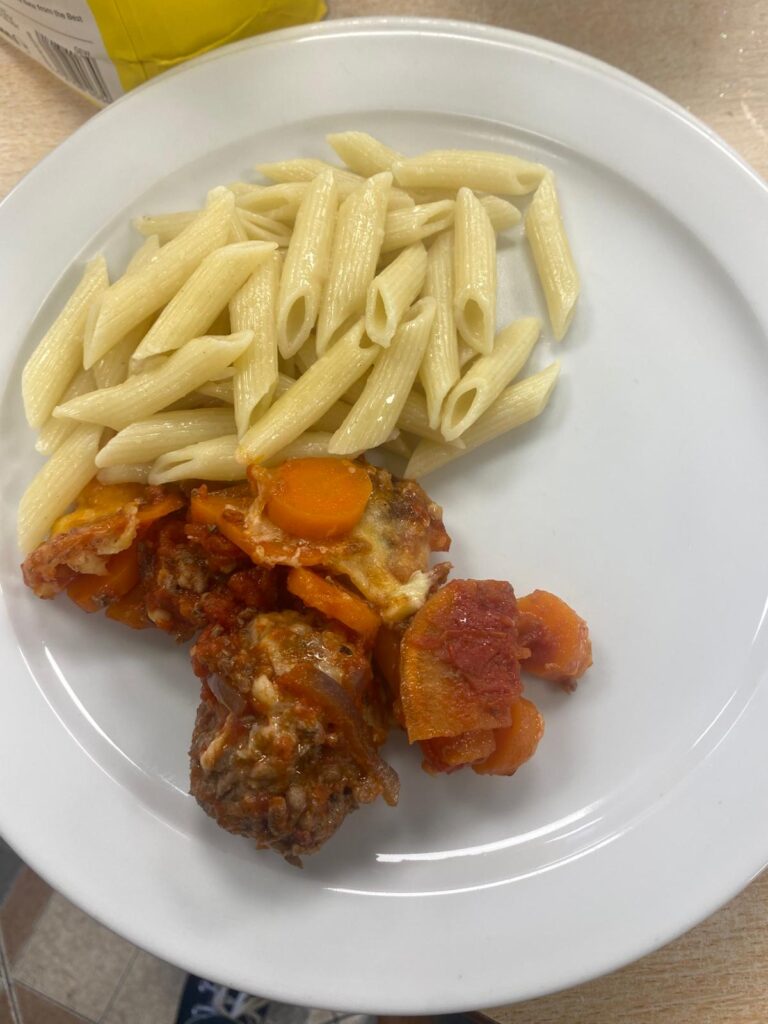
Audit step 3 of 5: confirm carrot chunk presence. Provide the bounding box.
[421,730,496,774]
[400,580,526,742]
[189,484,258,559]
[105,585,151,629]
[517,590,592,689]
[287,567,381,642]
[66,544,140,613]
[472,697,545,776]
[263,458,372,540]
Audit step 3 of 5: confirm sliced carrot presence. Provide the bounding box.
[472,697,544,776]
[263,458,372,540]
[517,590,592,688]
[287,567,381,643]
[51,481,145,535]
[189,484,259,559]
[105,585,151,630]
[400,580,526,742]
[136,491,185,527]
[66,544,140,613]
[421,730,496,775]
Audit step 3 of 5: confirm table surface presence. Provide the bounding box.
[1,2,767,1021]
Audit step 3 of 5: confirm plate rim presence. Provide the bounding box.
[1,16,767,1014]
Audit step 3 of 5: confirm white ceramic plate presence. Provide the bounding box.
[1,17,767,1014]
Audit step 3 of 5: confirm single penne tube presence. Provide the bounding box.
[132,242,275,360]
[17,423,102,554]
[228,211,249,243]
[231,250,282,436]
[195,379,234,404]
[93,329,144,390]
[35,368,96,455]
[419,230,460,429]
[95,407,236,467]
[380,200,455,254]
[255,158,414,209]
[481,195,522,232]
[133,211,197,244]
[525,173,580,340]
[330,298,435,454]
[232,182,308,223]
[22,255,109,427]
[405,362,560,478]
[293,335,318,376]
[55,332,253,431]
[236,210,292,245]
[365,242,428,347]
[440,317,541,440]
[392,149,546,194]
[97,463,153,485]
[316,172,392,353]
[454,187,497,355]
[124,233,161,274]
[277,171,338,358]
[397,390,465,447]
[84,187,234,368]
[150,435,244,483]
[237,319,379,464]
[264,431,335,465]
[326,131,402,176]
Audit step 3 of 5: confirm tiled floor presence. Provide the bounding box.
[0,838,186,1024]
[0,839,458,1024]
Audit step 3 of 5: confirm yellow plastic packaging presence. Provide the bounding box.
[0,0,326,104]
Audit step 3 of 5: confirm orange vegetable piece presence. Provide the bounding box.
[136,491,185,527]
[66,544,140,613]
[517,590,592,689]
[189,484,259,560]
[105,585,151,630]
[263,458,372,540]
[287,567,381,642]
[421,730,496,775]
[51,481,145,535]
[473,697,545,776]
[400,580,527,742]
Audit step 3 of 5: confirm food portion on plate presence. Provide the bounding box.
[17,133,590,862]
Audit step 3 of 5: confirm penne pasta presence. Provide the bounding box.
[381,200,455,254]
[95,407,236,467]
[231,250,282,436]
[22,255,109,428]
[316,172,392,353]
[93,330,143,390]
[454,187,497,355]
[17,422,102,554]
[132,242,275,360]
[84,187,234,368]
[55,332,253,431]
[228,211,249,243]
[150,435,243,484]
[195,379,234,404]
[525,173,580,341]
[237,319,379,464]
[366,242,428,348]
[419,230,460,429]
[231,182,307,223]
[397,389,461,445]
[277,171,338,358]
[97,463,153,485]
[440,317,541,440]
[326,131,402,176]
[133,211,197,244]
[124,233,160,274]
[392,149,546,195]
[481,195,522,232]
[255,158,414,210]
[236,210,293,245]
[330,298,435,454]
[35,368,96,456]
[405,362,560,478]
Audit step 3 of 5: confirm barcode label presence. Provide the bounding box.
[34,30,112,104]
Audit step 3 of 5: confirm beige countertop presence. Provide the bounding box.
[1,2,767,1021]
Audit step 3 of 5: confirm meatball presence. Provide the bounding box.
[189,611,399,863]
